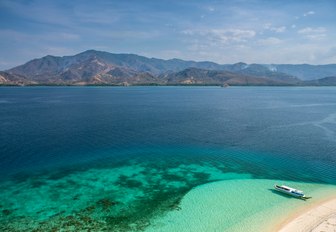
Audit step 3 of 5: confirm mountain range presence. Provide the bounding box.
[1,50,336,86]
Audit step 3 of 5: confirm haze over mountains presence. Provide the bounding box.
[1,50,336,86]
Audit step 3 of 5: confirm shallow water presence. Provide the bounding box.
[145,179,336,232]
[0,86,336,231]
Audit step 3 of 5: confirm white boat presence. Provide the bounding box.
[274,184,309,199]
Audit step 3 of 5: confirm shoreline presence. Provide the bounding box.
[276,196,336,232]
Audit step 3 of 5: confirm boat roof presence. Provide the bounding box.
[281,185,303,193]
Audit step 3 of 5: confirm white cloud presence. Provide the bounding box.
[209,29,256,43]
[263,23,272,30]
[270,26,286,33]
[298,27,326,40]
[298,27,326,34]
[263,24,286,33]
[182,28,256,45]
[305,34,326,40]
[303,11,315,17]
[208,6,215,12]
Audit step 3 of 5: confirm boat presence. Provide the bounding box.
[274,184,311,199]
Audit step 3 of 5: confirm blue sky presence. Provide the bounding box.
[0,0,335,69]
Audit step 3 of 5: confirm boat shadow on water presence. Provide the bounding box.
[268,189,308,201]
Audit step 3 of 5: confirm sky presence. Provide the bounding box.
[0,0,336,70]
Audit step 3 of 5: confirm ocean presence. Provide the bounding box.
[1,86,336,231]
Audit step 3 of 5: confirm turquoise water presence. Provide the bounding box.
[145,179,336,232]
[0,86,336,231]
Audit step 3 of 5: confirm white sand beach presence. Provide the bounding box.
[278,198,336,232]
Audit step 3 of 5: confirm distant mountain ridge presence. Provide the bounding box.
[1,50,336,86]
[160,68,295,86]
[303,76,336,86]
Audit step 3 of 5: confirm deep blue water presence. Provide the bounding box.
[1,86,336,182]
